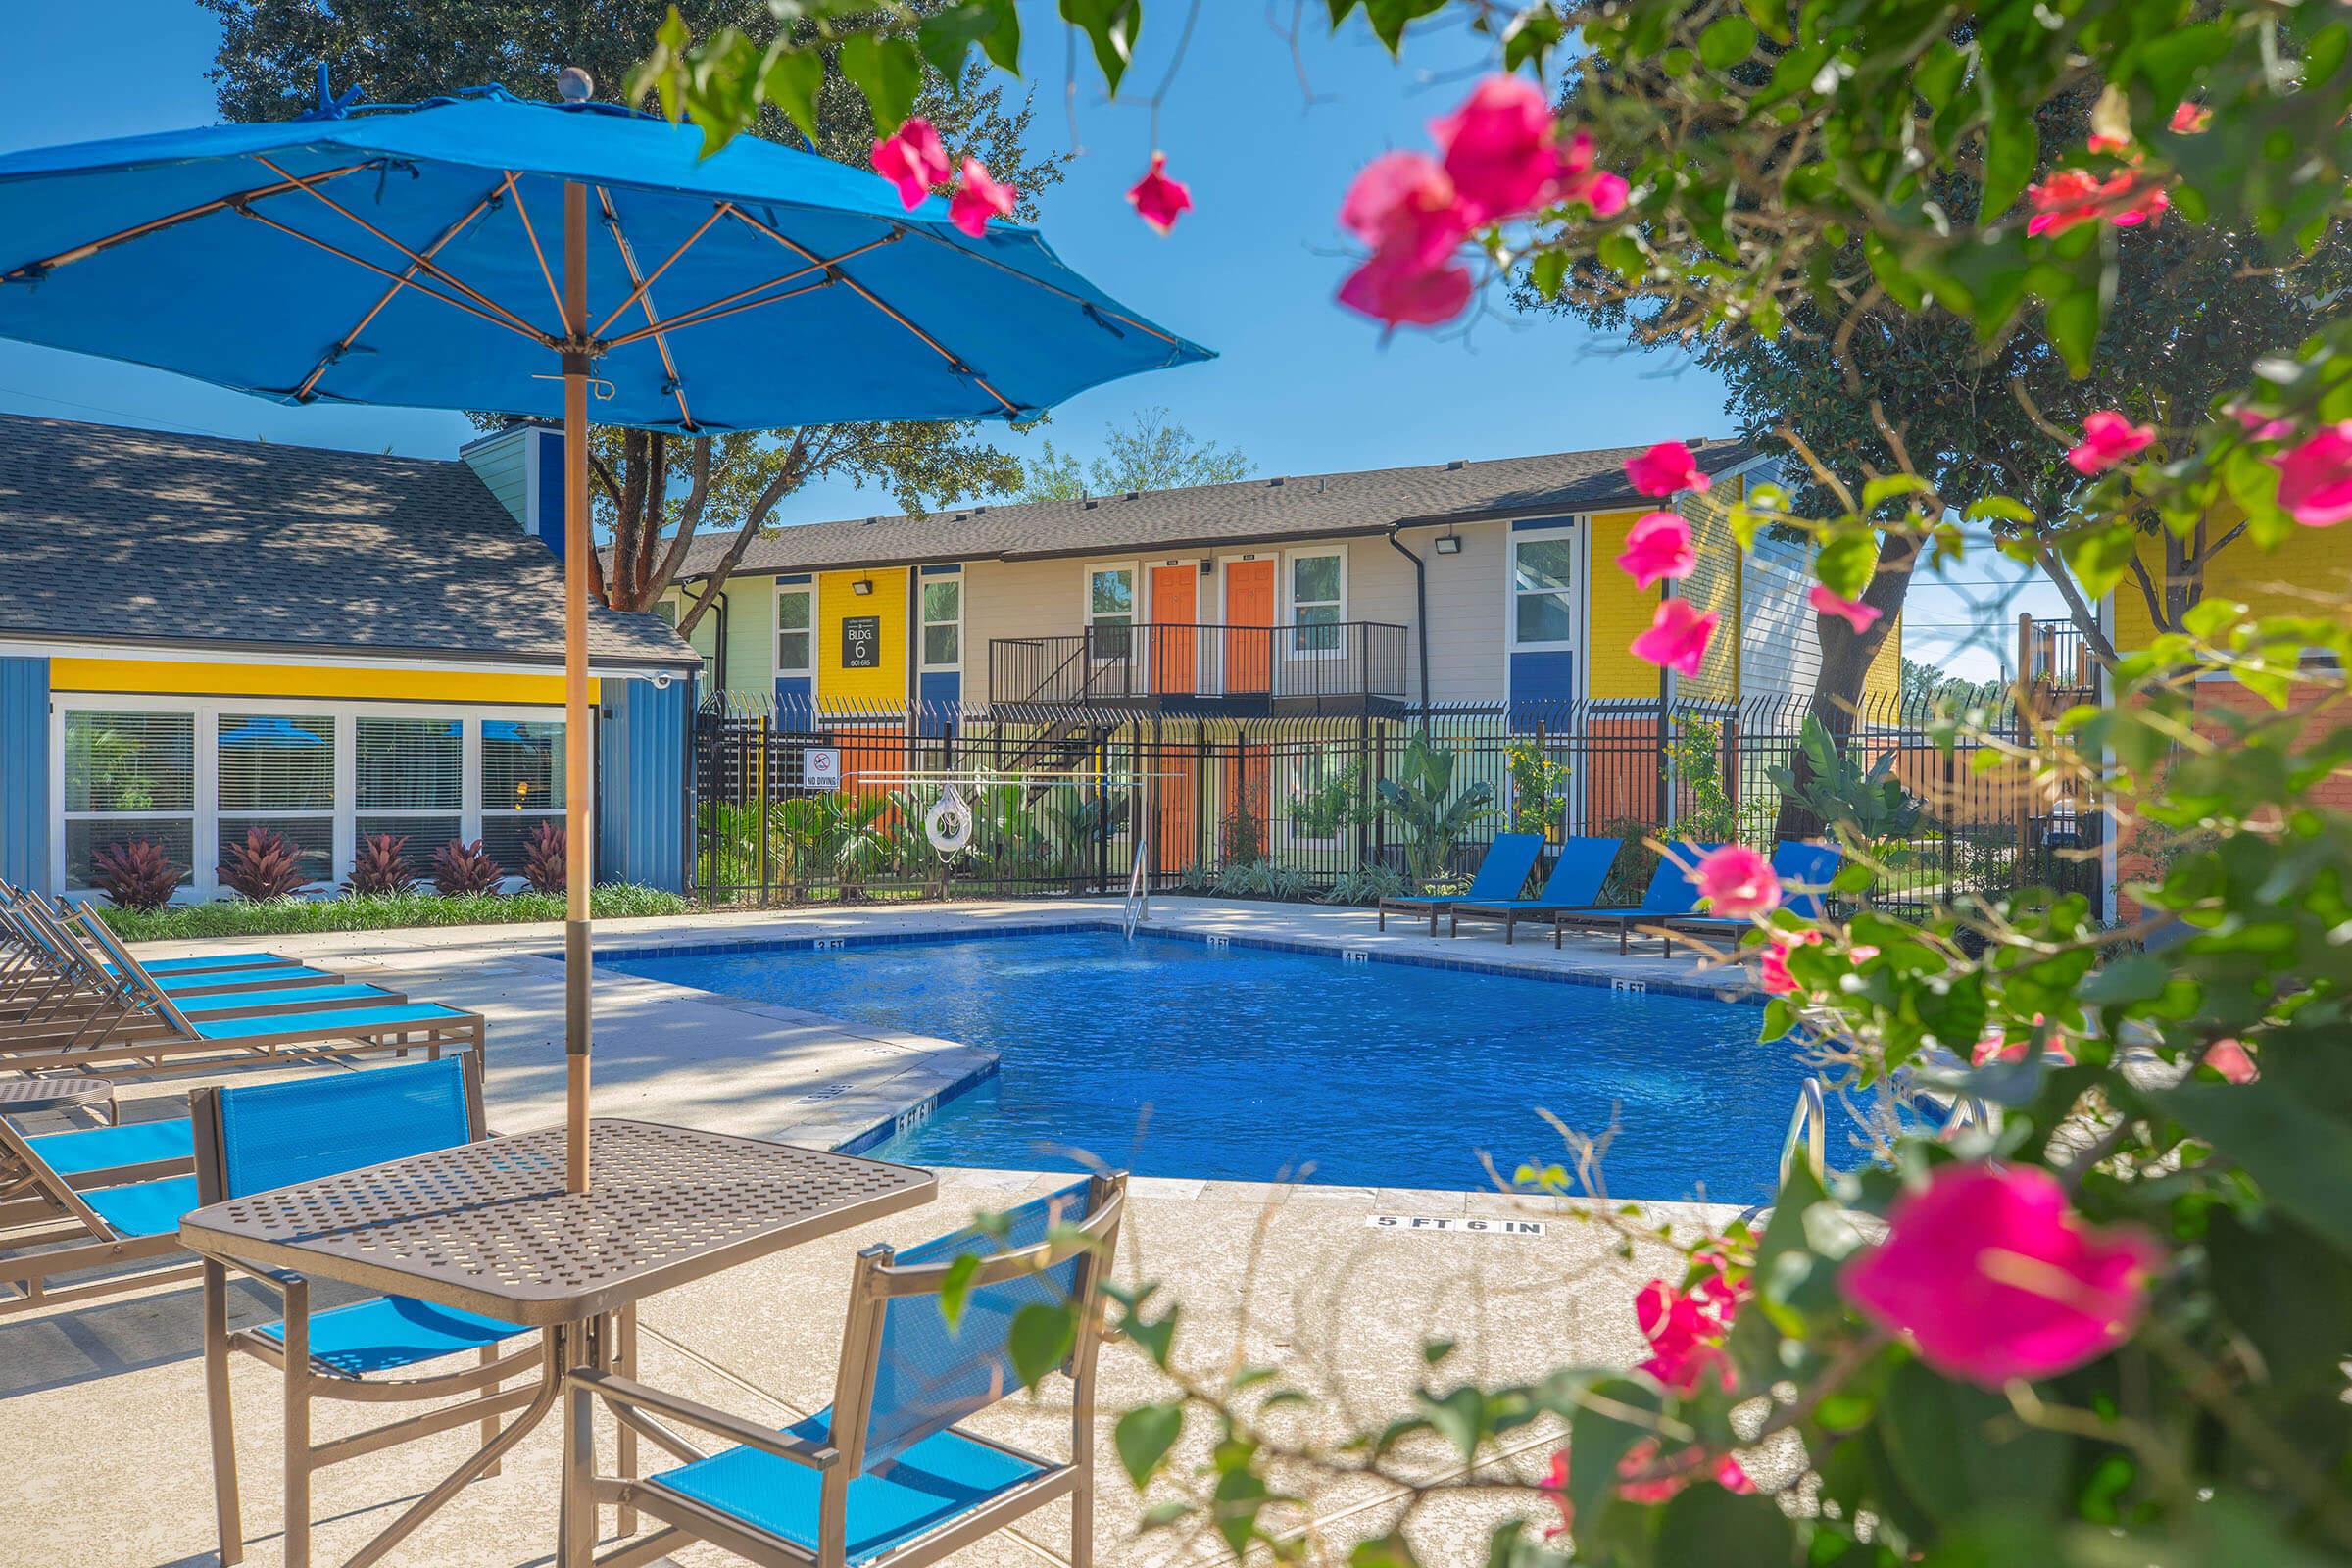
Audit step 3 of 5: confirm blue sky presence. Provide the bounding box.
[0,1,2045,676]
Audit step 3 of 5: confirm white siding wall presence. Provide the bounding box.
[1398,520,1509,704]
[1739,535,1823,700]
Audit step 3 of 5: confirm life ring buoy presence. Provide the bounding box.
[925,788,974,856]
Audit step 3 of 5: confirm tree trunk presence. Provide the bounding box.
[1774,536,1919,841]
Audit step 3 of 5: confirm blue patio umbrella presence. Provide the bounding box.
[0,75,1211,1188]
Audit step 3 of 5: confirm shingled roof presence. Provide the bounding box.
[665,437,1760,580]
[0,414,696,673]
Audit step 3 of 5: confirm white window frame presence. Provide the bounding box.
[48,694,568,902]
[917,572,963,673]
[1284,546,1348,660]
[1083,561,1139,663]
[775,583,815,680]
[56,708,199,902]
[352,714,467,870]
[1508,522,1583,654]
[214,710,340,892]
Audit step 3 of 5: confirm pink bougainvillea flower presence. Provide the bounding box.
[1630,597,1718,676]
[1615,510,1696,589]
[869,118,949,210]
[1431,74,1562,223]
[2203,1038,2260,1084]
[2272,423,2352,527]
[1126,151,1193,236]
[2067,410,2157,475]
[1561,168,1631,217]
[1337,252,1474,328]
[2169,101,2212,134]
[1809,584,1883,633]
[1841,1163,2165,1387]
[947,157,1017,237]
[1339,150,1469,270]
[1972,1015,2073,1067]
[1759,928,1823,996]
[2026,168,2169,237]
[1625,439,1711,497]
[1634,1278,1739,1395]
[2229,404,2296,442]
[2085,130,2133,155]
[1614,1441,1755,1505]
[1688,843,1781,918]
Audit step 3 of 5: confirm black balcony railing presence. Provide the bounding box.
[990,621,1409,709]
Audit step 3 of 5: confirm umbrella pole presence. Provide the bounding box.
[563,181,593,1194]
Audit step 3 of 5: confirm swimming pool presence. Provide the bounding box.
[607,929,1804,1200]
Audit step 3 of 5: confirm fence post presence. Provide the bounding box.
[756,710,771,907]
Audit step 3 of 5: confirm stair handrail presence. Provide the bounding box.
[1121,827,1151,940]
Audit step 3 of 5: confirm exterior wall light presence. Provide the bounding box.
[852,578,873,596]
[1433,534,1462,556]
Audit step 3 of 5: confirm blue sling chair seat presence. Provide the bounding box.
[0,903,480,1081]
[1377,832,1546,936]
[1446,836,1622,945]
[1662,842,1844,956]
[1549,843,1726,954]
[564,1173,1129,1568]
[193,1054,538,1568]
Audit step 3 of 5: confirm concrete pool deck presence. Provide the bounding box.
[4,899,1767,1567]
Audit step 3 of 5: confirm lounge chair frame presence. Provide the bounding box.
[0,1110,202,1314]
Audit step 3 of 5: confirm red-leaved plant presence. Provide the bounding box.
[431,838,505,897]
[89,838,184,911]
[344,832,416,897]
[217,826,309,901]
[521,821,566,895]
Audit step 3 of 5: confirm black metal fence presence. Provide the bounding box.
[689,690,2102,911]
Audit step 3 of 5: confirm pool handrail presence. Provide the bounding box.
[1779,1076,1827,1187]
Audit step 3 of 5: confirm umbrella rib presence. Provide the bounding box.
[594,186,694,431]
[501,172,569,330]
[252,156,551,342]
[233,205,548,343]
[727,209,1021,416]
[588,199,732,342]
[291,179,513,402]
[595,235,899,351]
[896,225,1186,349]
[1,162,376,281]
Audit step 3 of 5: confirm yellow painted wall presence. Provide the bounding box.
[1587,508,1665,700]
[2112,517,2352,649]
[1863,614,1903,701]
[817,566,910,706]
[52,658,585,704]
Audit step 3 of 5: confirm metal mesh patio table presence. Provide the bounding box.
[179,1119,937,1567]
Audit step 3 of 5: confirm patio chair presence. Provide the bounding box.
[0,907,479,1080]
[1446,837,1621,945]
[193,1054,542,1568]
[1377,832,1545,936]
[0,1107,206,1313]
[564,1172,1128,1568]
[1661,842,1844,949]
[1549,843,1725,955]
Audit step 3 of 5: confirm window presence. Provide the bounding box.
[62,710,195,891]
[356,717,463,857]
[1289,551,1344,654]
[776,586,813,677]
[921,577,961,668]
[216,712,335,888]
[1087,565,1134,659]
[479,718,565,872]
[1513,532,1578,647]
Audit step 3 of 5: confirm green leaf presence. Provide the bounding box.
[2045,285,2103,378]
[1981,112,2038,221]
[1122,1299,1179,1368]
[1656,1482,1795,1563]
[1114,1402,1184,1487]
[1351,1534,1420,1568]
[760,47,825,144]
[1877,1358,2071,1527]
[1697,15,1757,71]
[1212,1466,1270,1555]
[1529,249,1568,302]
[1417,1384,1490,1458]
[1814,532,1879,599]
[1139,1501,1190,1531]
[2078,953,2169,1007]
[1060,0,1144,94]
[2059,522,2141,600]
[1007,1301,1077,1389]
[937,1251,981,1334]
[836,32,924,133]
[915,6,994,84]
[2154,1073,2352,1258]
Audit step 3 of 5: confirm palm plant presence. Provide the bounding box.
[344,832,416,896]
[217,826,310,901]
[826,793,896,895]
[1376,734,1497,887]
[90,837,184,911]
[431,838,505,897]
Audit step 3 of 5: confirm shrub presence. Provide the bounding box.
[521,821,566,895]
[87,884,692,942]
[217,826,309,901]
[431,838,505,897]
[343,832,416,897]
[1316,863,1409,906]
[88,837,184,911]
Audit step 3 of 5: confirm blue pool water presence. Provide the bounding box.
[607,930,1806,1202]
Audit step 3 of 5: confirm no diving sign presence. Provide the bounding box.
[805,747,842,792]
[1368,1213,1544,1237]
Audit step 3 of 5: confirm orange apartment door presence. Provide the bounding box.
[1155,751,1197,873]
[1149,563,1198,695]
[1223,558,1275,693]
